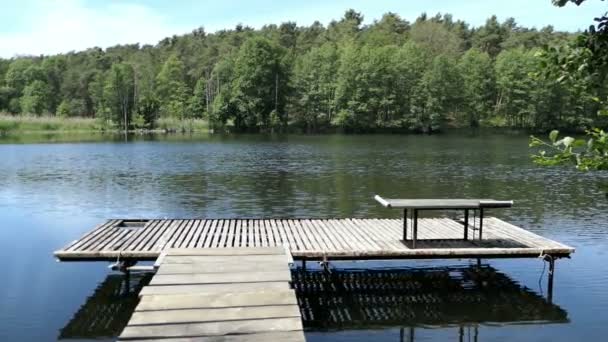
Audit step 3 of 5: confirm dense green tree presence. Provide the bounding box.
[458,48,496,126]
[410,55,463,132]
[495,48,538,127]
[230,36,287,131]
[472,15,510,57]
[0,8,598,134]
[156,55,189,119]
[410,20,463,58]
[292,43,338,131]
[189,77,208,119]
[20,80,51,115]
[102,63,135,129]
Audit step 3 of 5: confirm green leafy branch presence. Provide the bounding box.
[530,128,608,170]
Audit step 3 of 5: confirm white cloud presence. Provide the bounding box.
[0,0,187,58]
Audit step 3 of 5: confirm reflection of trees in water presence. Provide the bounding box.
[58,272,152,340]
[292,265,568,331]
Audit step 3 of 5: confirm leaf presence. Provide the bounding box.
[561,136,575,147]
[572,139,587,148]
[549,130,559,143]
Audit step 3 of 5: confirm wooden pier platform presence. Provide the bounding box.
[55,217,574,261]
[119,247,304,341]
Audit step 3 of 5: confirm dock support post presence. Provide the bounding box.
[412,209,418,249]
[547,255,555,303]
[403,209,407,241]
[319,254,330,273]
[464,209,469,240]
[478,208,484,240]
[302,258,307,271]
[476,258,481,268]
[123,269,131,295]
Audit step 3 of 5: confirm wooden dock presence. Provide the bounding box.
[55,218,574,261]
[119,247,304,341]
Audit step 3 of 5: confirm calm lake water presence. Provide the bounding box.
[1,132,607,341]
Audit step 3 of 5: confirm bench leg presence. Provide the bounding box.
[413,209,418,249]
[464,209,469,240]
[403,209,407,241]
[479,208,484,240]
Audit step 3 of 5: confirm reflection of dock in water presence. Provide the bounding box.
[58,272,152,340]
[292,265,568,332]
[58,265,568,340]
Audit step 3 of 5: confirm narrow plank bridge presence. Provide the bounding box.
[119,247,304,341]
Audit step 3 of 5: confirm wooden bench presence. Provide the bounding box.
[374,195,513,248]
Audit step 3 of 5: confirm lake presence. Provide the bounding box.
[1,132,607,341]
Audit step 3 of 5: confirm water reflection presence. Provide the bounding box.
[58,272,152,340]
[292,265,568,335]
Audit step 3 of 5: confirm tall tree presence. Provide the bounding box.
[103,63,135,130]
[156,55,189,119]
[20,80,51,115]
[458,48,496,126]
[231,36,287,131]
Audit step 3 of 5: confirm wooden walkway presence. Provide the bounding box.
[55,218,574,261]
[119,247,304,341]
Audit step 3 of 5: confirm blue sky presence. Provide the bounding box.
[0,0,605,58]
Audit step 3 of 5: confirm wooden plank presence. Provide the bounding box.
[185,220,204,248]
[139,282,291,296]
[145,220,179,251]
[119,317,303,339]
[287,219,311,250]
[177,220,197,248]
[195,220,213,248]
[322,219,358,251]
[135,290,298,311]
[270,219,287,247]
[279,219,298,250]
[116,220,160,251]
[65,219,117,251]
[157,261,289,275]
[218,219,232,248]
[170,220,190,248]
[161,254,288,264]
[157,220,189,251]
[242,219,251,247]
[234,219,243,247]
[203,220,220,248]
[210,219,226,248]
[150,270,291,285]
[300,219,328,251]
[166,246,285,256]
[128,305,301,325]
[261,220,275,247]
[334,219,377,251]
[118,331,306,342]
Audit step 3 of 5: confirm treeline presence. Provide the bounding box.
[0,10,603,132]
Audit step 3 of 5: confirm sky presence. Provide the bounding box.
[0,0,605,58]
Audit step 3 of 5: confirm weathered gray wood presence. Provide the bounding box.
[157,261,289,275]
[150,270,292,285]
[119,247,302,341]
[165,246,285,256]
[136,291,298,311]
[119,317,303,339]
[128,305,301,325]
[55,217,575,261]
[374,195,513,209]
[118,331,306,342]
[161,254,288,264]
[140,282,291,296]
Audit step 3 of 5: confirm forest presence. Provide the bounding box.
[0,10,606,133]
